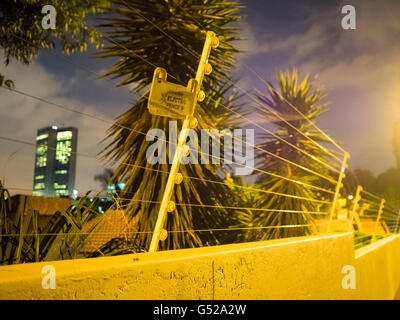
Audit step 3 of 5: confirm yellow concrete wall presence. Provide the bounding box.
[0,233,400,300]
[354,235,400,299]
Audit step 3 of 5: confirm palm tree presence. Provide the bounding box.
[224,174,261,242]
[252,69,336,240]
[97,0,243,250]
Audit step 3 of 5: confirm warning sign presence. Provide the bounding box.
[148,68,198,119]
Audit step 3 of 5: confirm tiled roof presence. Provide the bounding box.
[11,195,72,216]
[81,209,139,255]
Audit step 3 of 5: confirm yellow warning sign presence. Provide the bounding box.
[148,68,198,119]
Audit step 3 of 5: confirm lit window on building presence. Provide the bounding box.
[54,182,67,190]
[36,143,47,167]
[34,182,45,190]
[57,131,72,141]
[35,175,45,180]
[36,133,48,141]
[55,170,68,175]
[55,190,69,196]
[56,140,71,164]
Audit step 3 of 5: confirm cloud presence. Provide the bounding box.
[236,0,400,174]
[0,59,117,195]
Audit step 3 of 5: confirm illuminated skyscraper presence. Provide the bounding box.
[33,126,78,197]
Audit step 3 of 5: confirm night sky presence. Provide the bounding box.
[1,0,400,195]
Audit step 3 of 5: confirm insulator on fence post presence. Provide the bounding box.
[159,229,168,241]
[197,90,205,102]
[204,63,212,75]
[211,37,219,49]
[189,116,198,129]
[174,173,183,184]
[167,201,176,212]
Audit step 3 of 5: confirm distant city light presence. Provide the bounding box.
[348,195,353,200]
[108,183,126,194]
[52,125,58,130]
[118,183,126,190]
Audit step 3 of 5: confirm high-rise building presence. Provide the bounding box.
[33,126,78,197]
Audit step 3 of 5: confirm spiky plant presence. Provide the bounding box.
[253,69,336,240]
[0,185,102,265]
[224,174,261,242]
[97,0,243,250]
[39,194,102,261]
[0,180,11,251]
[86,237,146,257]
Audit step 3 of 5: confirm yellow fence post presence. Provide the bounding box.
[148,31,219,253]
[372,198,385,242]
[326,152,350,234]
[348,185,362,232]
[395,210,400,233]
